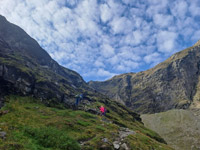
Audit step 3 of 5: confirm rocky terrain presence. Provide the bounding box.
[0,14,91,108]
[89,43,200,114]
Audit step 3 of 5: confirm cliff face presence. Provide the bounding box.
[89,44,200,114]
[0,15,89,107]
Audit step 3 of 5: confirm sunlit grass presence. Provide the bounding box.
[0,95,173,150]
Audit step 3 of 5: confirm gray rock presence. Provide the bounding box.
[119,128,135,139]
[120,143,129,150]
[0,131,6,139]
[102,138,108,143]
[100,144,112,150]
[113,141,120,149]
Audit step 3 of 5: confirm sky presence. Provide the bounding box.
[0,0,200,81]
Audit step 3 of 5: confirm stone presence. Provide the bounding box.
[113,141,120,149]
[119,128,135,139]
[0,131,6,139]
[102,138,108,143]
[120,143,129,150]
[100,144,112,150]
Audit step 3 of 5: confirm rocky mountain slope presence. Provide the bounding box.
[0,14,90,108]
[89,43,200,114]
[0,15,174,149]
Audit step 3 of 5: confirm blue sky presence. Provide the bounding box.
[0,0,200,81]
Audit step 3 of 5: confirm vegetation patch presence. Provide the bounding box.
[0,95,173,150]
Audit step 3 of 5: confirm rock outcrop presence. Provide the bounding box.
[89,44,200,114]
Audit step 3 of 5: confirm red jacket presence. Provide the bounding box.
[100,106,105,113]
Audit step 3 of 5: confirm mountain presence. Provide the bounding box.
[89,43,200,114]
[0,14,89,107]
[0,15,174,149]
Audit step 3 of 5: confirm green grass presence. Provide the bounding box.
[141,109,200,150]
[0,95,173,150]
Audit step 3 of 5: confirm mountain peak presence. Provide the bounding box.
[0,15,6,20]
[194,40,200,47]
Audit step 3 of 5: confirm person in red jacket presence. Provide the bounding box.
[99,105,106,116]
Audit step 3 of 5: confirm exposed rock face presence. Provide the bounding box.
[89,44,200,114]
[0,15,90,108]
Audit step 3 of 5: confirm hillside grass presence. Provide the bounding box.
[0,96,173,150]
[141,109,200,150]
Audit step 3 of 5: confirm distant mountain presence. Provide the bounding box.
[89,41,200,114]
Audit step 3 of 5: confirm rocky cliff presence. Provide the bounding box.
[89,43,200,114]
[0,15,92,108]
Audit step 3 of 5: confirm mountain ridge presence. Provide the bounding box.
[89,41,200,114]
[0,14,89,109]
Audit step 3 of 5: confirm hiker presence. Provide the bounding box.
[99,105,106,116]
[75,93,83,108]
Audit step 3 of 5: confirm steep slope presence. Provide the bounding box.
[141,109,200,150]
[89,44,200,114]
[0,95,174,150]
[0,15,89,108]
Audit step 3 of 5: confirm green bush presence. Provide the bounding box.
[24,126,80,150]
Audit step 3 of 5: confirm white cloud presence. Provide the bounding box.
[133,30,143,45]
[153,14,174,28]
[146,0,169,17]
[157,31,178,53]
[191,30,200,42]
[108,55,119,65]
[100,4,112,23]
[189,2,200,17]
[121,0,132,5]
[94,59,105,68]
[101,44,115,58]
[109,17,132,34]
[123,60,140,69]
[116,65,128,72]
[144,52,161,64]
[171,1,188,19]
[0,0,199,81]
[97,68,115,77]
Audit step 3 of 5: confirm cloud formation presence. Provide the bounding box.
[0,0,200,81]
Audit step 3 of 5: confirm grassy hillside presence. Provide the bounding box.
[141,109,200,150]
[0,96,173,150]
